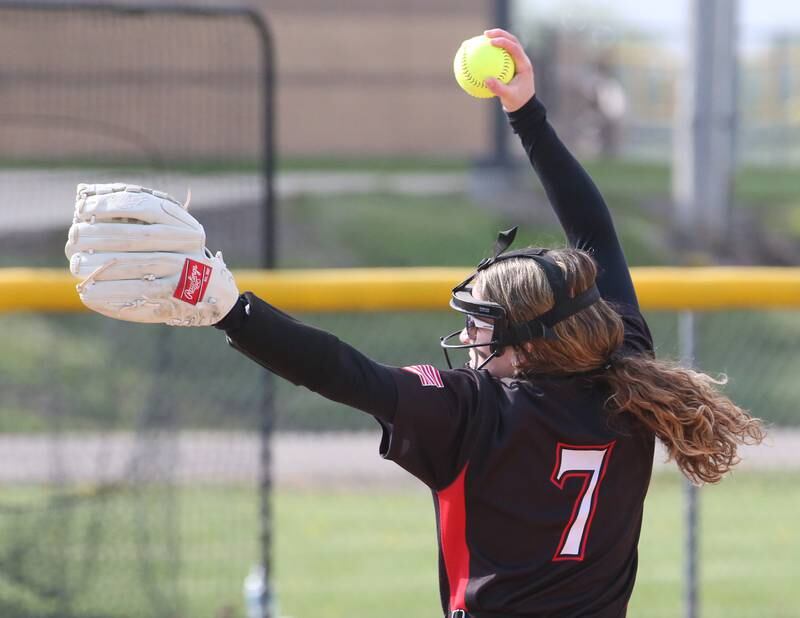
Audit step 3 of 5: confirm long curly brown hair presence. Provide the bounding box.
[475,249,765,485]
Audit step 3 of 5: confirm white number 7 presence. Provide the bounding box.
[550,442,616,561]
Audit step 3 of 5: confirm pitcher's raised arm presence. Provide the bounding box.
[485,29,638,309]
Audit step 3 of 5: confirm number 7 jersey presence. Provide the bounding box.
[378,306,655,618]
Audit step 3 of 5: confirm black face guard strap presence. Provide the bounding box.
[502,283,601,345]
[452,227,532,291]
[497,250,602,344]
[483,226,519,268]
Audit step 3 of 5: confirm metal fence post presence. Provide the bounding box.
[679,311,699,618]
[250,11,276,618]
[490,0,512,168]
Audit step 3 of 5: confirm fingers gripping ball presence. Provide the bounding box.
[454,35,515,98]
[65,183,240,327]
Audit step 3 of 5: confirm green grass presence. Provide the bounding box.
[582,159,800,244]
[279,186,670,269]
[579,158,800,252]
[0,156,469,175]
[276,472,800,618]
[282,193,518,268]
[2,154,799,210]
[279,156,470,173]
[584,159,671,198]
[631,471,800,618]
[735,163,800,206]
[0,471,797,618]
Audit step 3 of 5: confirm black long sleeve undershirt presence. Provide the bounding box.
[508,95,639,309]
[217,293,398,423]
[218,95,638,419]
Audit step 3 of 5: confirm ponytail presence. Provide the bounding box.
[605,355,765,484]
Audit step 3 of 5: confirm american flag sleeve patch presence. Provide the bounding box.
[402,364,444,388]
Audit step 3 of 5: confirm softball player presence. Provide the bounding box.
[66,29,763,618]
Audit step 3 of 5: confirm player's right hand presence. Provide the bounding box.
[483,28,536,113]
[65,183,240,327]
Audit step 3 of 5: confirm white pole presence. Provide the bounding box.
[673,0,738,252]
[673,4,738,607]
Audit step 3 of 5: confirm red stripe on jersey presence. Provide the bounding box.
[437,464,470,613]
[402,364,444,388]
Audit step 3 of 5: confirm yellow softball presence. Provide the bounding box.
[453,35,515,99]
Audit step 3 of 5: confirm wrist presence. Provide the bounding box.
[214,294,249,332]
[507,94,546,138]
[507,94,540,120]
[504,90,536,113]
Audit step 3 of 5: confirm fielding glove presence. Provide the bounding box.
[65,183,239,326]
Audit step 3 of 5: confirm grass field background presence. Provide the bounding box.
[273,472,799,618]
[235,471,800,618]
[0,470,797,618]
[2,158,800,617]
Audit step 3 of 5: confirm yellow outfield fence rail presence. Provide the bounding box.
[2,267,800,313]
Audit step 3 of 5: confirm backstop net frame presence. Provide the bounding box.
[0,3,276,617]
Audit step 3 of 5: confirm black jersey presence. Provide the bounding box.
[380,306,653,617]
[217,94,656,617]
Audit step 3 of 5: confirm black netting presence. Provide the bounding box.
[0,5,271,617]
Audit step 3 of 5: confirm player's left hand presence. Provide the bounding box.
[65,183,239,327]
[483,28,536,112]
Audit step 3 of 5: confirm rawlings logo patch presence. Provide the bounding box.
[173,258,212,305]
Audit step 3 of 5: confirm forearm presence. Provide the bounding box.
[508,96,615,247]
[508,95,638,307]
[216,293,397,423]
